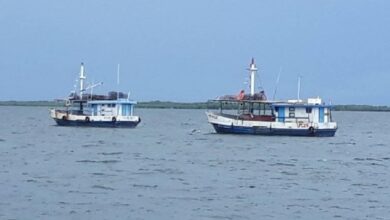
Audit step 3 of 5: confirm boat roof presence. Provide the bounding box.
[272,103,333,108]
[210,99,332,107]
[209,99,284,104]
[87,99,137,105]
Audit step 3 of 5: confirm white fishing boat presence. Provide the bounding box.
[50,63,141,128]
[206,59,337,137]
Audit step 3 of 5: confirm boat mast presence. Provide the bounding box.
[297,75,301,102]
[79,63,86,99]
[248,58,258,96]
[117,64,120,100]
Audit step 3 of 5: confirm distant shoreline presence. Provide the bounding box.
[0,101,389,112]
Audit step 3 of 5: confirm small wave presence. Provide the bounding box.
[200,214,245,220]
[90,172,117,177]
[351,183,378,187]
[132,184,158,188]
[329,142,356,145]
[68,190,106,195]
[82,144,99,148]
[99,152,123,155]
[280,171,298,176]
[369,162,387,167]
[370,143,386,147]
[189,129,201,135]
[77,160,120,163]
[0,138,5,142]
[269,162,296,167]
[112,202,130,207]
[11,131,26,135]
[329,205,354,211]
[354,157,383,161]
[92,185,115,191]
[153,168,183,175]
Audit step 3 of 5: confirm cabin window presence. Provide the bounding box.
[306,107,312,113]
[289,107,295,118]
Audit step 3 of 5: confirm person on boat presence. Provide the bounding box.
[259,90,267,100]
[237,90,245,100]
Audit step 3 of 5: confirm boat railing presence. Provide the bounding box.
[276,116,311,124]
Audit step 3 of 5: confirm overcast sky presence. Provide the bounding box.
[0,0,389,104]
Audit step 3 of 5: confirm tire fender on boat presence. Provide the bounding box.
[138,117,141,123]
[112,117,116,122]
[309,126,315,134]
[62,115,67,121]
[85,117,90,122]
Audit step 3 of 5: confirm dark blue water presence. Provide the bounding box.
[0,106,389,220]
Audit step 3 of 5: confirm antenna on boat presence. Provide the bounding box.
[272,67,282,100]
[247,58,258,96]
[117,64,120,100]
[297,75,302,102]
[79,63,86,99]
[86,81,103,99]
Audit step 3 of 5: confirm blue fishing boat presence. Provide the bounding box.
[50,63,141,128]
[206,59,337,137]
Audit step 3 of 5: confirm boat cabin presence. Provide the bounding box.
[87,99,137,117]
[211,97,334,125]
[272,98,333,124]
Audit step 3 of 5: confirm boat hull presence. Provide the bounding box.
[211,123,336,137]
[206,112,337,137]
[50,109,141,128]
[54,118,140,128]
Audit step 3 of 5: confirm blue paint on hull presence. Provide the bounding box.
[54,119,140,128]
[212,123,336,137]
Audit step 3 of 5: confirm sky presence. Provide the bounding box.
[0,0,389,105]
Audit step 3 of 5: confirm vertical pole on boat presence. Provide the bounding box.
[272,67,282,100]
[248,58,258,96]
[117,64,120,116]
[117,64,120,100]
[79,63,86,99]
[297,75,301,102]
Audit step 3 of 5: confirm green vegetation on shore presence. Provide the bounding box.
[1,100,390,112]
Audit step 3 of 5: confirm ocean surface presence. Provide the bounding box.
[0,106,389,220]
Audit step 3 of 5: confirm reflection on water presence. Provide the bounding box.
[0,106,389,219]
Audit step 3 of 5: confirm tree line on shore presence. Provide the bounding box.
[0,100,390,112]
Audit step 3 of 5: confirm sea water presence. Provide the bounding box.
[0,106,389,220]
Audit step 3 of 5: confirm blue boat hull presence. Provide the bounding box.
[211,123,336,137]
[54,119,140,128]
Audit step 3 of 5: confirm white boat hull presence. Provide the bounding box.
[206,112,337,137]
[50,109,141,128]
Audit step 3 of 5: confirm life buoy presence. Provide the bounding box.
[85,117,90,122]
[112,117,116,122]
